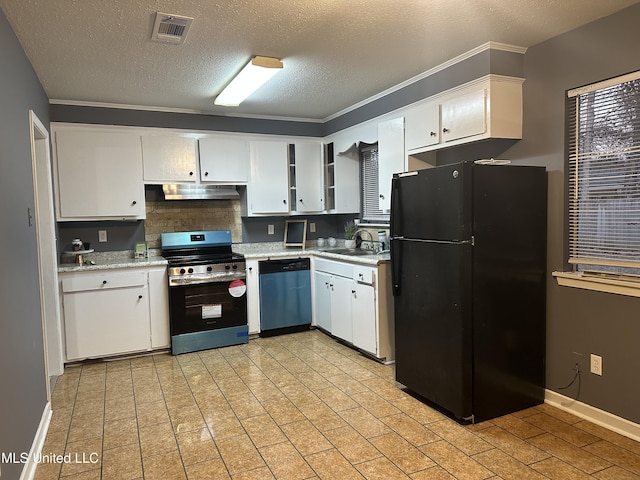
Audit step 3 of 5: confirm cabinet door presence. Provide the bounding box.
[63,284,150,360]
[314,271,332,332]
[199,136,249,183]
[148,267,170,349]
[333,149,360,214]
[378,117,405,211]
[246,259,260,334]
[55,130,145,219]
[352,282,377,355]
[293,142,324,213]
[405,102,440,151]
[441,89,486,142]
[248,141,290,214]
[141,135,198,183]
[330,275,353,343]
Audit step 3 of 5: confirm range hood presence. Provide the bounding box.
[162,184,240,200]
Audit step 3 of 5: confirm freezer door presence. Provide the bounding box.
[390,162,472,242]
[392,238,473,419]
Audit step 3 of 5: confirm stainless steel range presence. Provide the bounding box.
[161,230,248,355]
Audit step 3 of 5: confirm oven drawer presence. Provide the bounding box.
[61,271,147,293]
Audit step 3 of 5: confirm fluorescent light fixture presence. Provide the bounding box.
[214,56,283,106]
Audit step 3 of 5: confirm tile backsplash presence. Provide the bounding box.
[144,199,243,248]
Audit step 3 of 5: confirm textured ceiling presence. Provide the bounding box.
[1,0,638,120]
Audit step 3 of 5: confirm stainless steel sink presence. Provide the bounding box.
[327,248,377,256]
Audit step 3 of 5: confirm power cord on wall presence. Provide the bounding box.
[558,361,581,401]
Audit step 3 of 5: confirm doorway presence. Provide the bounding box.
[30,110,63,399]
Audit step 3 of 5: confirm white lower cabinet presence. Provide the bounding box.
[314,271,332,332]
[351,273,376,355]
[60,266,169,361]
[148,267,170,349]
[245,259,261,334]
[314,258,394,361]
[328,275,354,344]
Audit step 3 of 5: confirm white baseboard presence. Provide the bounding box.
[19,402,52,480]
[545,389,640,442]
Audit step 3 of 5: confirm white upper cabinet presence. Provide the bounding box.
[378,117,405,211]
[141,134,198,183]
[325,143,360,214]
[441,89,486,142]
[198,135,249,183]
[291,141,324,213]
[54,128,146,221]
[248,140,290,215]
[404,102,440,151]
[404,76,523,155]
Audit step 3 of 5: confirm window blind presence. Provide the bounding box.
[360,145,389,223]
[568,72,640,271]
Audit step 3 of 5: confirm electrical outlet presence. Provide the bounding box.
[98,229,108,242]
[268,224,274,235]
[309,222,316,233]
[590,354,603,375]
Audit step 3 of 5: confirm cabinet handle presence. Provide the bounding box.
[204,171,209,176]
[430,131,437,137]
[131,200,137,205]
[189,171,194,176]
[138,295,143,299]
[442,127,450,134]
[102,280,107,285]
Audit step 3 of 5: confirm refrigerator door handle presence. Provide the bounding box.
[391,237,402,296]
[390,175,400,238]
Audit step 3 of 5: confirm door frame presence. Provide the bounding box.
[30,110,63,398]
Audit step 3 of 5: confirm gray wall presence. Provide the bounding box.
[0,7,50,480]
[503,4,640,423]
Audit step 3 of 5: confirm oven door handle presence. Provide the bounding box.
[169,274,246,287]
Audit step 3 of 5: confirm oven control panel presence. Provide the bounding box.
[168,262,246,286]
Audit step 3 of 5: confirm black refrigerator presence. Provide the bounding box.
[390,160,547,423]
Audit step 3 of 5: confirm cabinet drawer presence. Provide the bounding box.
[315,258,353,278]
[61,271,147,293]
[353,266,375,285]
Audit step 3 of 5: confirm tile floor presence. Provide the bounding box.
[36,329,640,480]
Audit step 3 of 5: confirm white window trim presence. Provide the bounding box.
[555,70,640,297]
[553,271,640,297]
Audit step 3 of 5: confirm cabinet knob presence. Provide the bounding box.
[379,194,384,199]
[430,131,437,136]
[189,171,194,176]
[138,295,143,299]
[299,199,303,203]
[352,290,356,294]
[204,171,209,176]
[131,200,137,205]
[102,280,107,285]
[283,199,287,204]
[249,267,253,271]
[442,127,450,134]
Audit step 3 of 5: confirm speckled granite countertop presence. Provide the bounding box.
[58,243,390,273]
[58,249,168,273]
[233,242,391,266]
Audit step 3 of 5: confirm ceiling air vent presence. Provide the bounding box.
[151,12,193,44]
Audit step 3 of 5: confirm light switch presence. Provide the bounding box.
[309,222,316,233]
[98,230,108,242]
[268,224,274,235]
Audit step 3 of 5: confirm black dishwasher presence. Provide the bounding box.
[258,258,312,337]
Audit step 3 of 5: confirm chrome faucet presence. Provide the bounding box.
[354,229,382,252]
